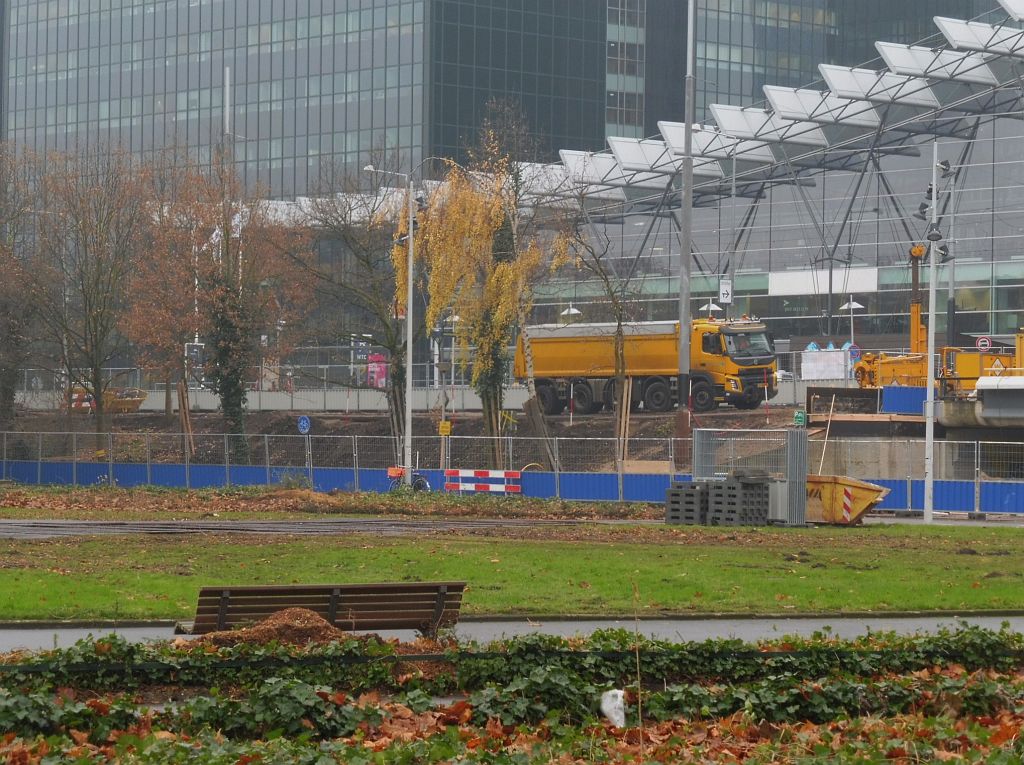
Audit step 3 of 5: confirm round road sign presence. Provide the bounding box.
[297,416,311,435]
[976,336,992,351]
[848,344,862,361]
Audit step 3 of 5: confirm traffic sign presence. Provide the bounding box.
[718,278,733,305]
[297,416,311,435]
[976,336,992,351]
[848,344,862,361]
[990,358,1006,376]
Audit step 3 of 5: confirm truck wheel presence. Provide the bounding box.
[537,385,564,416]
[690,381,716,413]
[643,380,673,412]
[571,381,600,414]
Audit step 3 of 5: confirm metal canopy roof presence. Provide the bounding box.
[548,3,1024,215]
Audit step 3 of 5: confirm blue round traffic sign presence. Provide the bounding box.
[297,416,311,435]
[848,344,861,361]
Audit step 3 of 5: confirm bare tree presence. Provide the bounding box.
[300,146,414,451]
[27,147,149,435]
[0,143,36,429]
[125,149,207,419]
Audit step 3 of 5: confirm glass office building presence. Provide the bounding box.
[0,0,611,197]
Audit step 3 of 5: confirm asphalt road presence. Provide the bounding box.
[1,614,1022,653]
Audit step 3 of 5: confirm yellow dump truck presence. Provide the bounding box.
[513,319,778,415]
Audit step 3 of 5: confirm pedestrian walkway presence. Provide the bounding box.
[2,614,1021,653]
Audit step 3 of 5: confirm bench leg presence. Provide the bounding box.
[217,590,231,631]
[425,585,448,638]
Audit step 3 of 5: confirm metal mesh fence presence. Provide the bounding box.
[311,436,355,470]
[557,438,617,473]
[357,436,400,470]
[111,432,150,464]
[693,431,791,479]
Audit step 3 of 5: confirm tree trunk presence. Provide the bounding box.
[164,376,174,420]
[481,389,505,470]
[0,366,18,432]
[386,353,405,467]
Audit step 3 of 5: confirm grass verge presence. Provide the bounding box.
[0,523,1021,620]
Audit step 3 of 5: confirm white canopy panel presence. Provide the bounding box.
[763,86,881,128]
[819,65,940,108]
[934,17,1024,57]
[607,136,723,179]
[657,122,776,166]
[513,162,578,207]
[999,0,1024,21]
[558,151,627,201]
[709,104,830,147]
[875,43,998,85]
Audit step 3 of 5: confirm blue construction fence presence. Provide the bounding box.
[3,457,1024,513]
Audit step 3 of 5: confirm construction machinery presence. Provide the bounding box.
[853,244,1014,392]
[513,318,778,415]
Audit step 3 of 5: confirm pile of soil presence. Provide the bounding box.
[197,607,355,647]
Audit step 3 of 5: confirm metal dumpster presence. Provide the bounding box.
[805,474,890,525]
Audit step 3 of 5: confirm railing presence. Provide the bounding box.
[2,431,1022,513]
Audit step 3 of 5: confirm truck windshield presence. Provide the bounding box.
[724,332,773,359]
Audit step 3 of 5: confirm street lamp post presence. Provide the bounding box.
[924,142,944,525]
[364,164,419,486]
[677,0,697,414]
[838,295,864,346]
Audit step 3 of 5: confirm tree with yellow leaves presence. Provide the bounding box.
[407,164,566,467]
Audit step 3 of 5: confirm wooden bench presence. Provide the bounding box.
[175,581,466,638]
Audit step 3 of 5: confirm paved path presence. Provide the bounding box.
[0,518,580,539]
[2,615,1021,653]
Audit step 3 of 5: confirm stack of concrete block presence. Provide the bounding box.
[665,482,709,525]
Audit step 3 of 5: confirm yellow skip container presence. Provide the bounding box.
[806,475,890,525]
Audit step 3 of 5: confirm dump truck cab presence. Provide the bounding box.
[690,318,777,411]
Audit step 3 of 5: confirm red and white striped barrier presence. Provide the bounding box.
[444,469,521,494]
[842,486,853,523]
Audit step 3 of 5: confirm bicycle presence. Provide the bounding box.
[386,466,431,492]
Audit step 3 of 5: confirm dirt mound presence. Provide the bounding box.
[197,607,357,647]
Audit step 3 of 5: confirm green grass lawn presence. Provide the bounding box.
[0,524,1021,620]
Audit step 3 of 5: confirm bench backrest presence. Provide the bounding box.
[190,581,466,636]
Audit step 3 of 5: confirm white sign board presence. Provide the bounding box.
[718,278,733,305]
[801,349,850,381]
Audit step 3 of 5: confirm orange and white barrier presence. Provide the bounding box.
[67,390,95,413]
[444,469,521,494]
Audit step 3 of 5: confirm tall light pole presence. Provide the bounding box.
[677,0,697,413]
[364,164,418,486]
[924,141,943,524]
